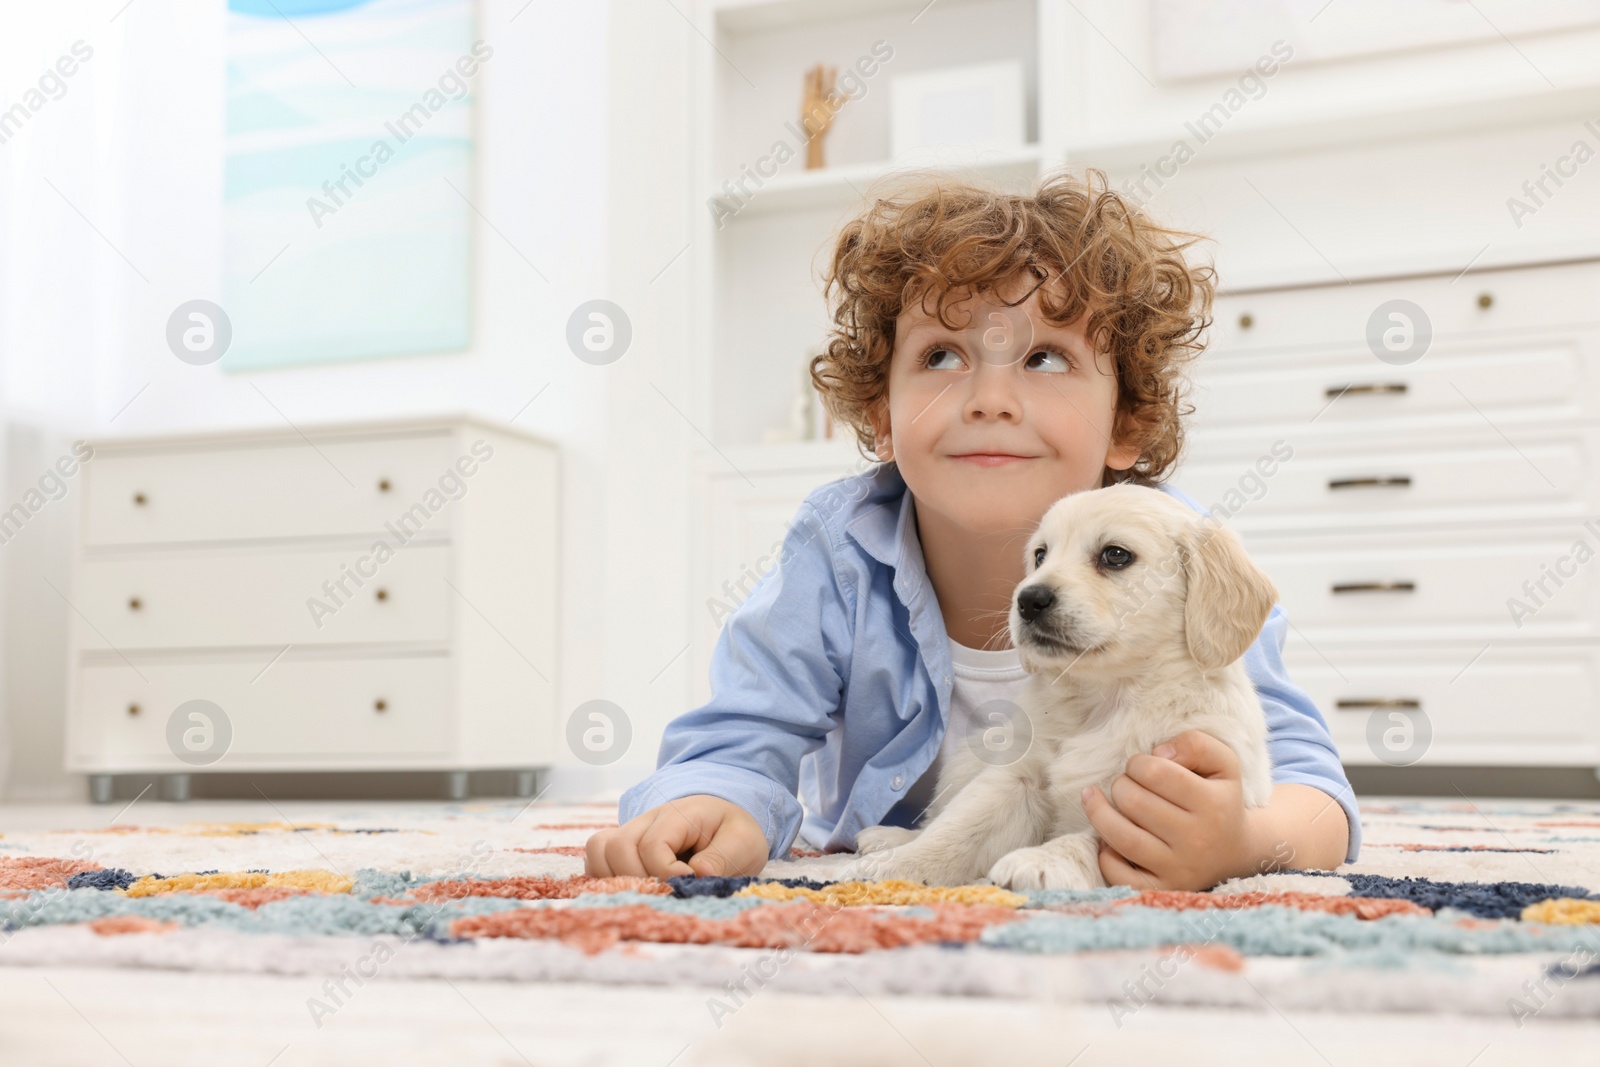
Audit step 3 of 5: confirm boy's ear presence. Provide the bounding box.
[1105,400,1147,473]
[1105,433,1140,472]
[867,400,893,460]
[1102,377,1143,472]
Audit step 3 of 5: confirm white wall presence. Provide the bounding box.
[589,0,701,800]
[0,0,700,800]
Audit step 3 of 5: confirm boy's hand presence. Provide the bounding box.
[1081,729,1258,892]
[585,794,770,880]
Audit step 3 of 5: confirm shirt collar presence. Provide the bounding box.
[843,463,927,602]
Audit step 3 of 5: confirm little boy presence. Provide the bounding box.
[586,168,1358,890]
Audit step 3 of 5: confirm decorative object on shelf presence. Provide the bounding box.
[889,60,1026,167]
[762,351,834,443]
[801,63,842,170]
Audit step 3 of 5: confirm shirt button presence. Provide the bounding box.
[891,774,905,790]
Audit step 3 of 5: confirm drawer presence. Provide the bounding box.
[70,654,455,766]
[1176,425,1600,532]
[1188,335,1597,431]
[75,544,453,651]
[1246,525,1600,642]
[1208,258,1600,355]
[1284,645,1600,767]
[83,432,471,546]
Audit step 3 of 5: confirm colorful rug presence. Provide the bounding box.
[4,797,1600,1021]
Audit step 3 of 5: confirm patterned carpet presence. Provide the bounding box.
[3,797,1599,1021]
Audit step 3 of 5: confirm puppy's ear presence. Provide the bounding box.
[1181,519,1278,671]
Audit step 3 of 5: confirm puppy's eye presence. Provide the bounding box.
[1099,544,1134,570]
[1033,544,1047,568]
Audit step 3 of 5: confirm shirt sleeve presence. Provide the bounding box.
[616,500,852,860]
[1245,606,1363,864]
[1160,481,1362,864]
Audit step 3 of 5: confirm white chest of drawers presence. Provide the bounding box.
[1181,257,1600,771]
[63,416,559,801]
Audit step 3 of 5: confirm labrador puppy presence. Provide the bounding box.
[842,484,1278,890]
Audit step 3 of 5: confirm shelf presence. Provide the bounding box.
[1065,80,1600,174]
[1217,243,1600,296]
[713,0,1001,35]
[710,143,1044,221]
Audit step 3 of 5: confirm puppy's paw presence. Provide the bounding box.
[843,847,973,887]
[988,841,1105,891]
[853,825,922,854]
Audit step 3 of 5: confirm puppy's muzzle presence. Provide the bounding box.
[1016,584,1056,623]
[1015,583,1091,655]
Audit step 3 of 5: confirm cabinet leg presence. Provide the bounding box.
[160,773,191,802]
[88,775,115,805]
[513,769,538,798]
[445,771,470,801]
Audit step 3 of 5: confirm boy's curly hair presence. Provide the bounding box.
[810,166,1215,485]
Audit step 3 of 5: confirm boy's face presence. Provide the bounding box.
[869,273,1141,538]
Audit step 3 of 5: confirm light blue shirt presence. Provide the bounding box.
[618,462,1361,865]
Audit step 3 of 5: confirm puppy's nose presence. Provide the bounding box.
[1016,584,1056,622]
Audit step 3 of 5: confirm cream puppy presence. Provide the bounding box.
[842,484,1278,890]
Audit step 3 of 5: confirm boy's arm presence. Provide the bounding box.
[1249,782,1351,869]
[1244,604,1362,864]
[617,500,852,861]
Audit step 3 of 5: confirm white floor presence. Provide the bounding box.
[2,800,1596,1065]
[4,965,1597,1067]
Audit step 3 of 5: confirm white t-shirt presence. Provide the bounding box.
[896,637,1030,818]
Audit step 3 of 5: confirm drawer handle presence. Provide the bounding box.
[127,703,141,717]
[1336,698,1421,711]
[1238,312,1254,329]
[375,588,389,602]
[378,479,392,492]
[1325,382,1407,398]
[128,597,143,611]
[1477,292,1493,310]
[374,699,388,712]
[1331,581,1416,594]
[132,492,148,506]
[1328,475,1412,491]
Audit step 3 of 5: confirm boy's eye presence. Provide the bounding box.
[1033,544,1047,568]
[1024,349,1070,373]
[922,347,965,370]
[1099,544,1134,569]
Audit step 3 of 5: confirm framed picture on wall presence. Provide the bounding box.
[221,0,479,370]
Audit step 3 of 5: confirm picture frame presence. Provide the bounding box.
[888,60,1026,167]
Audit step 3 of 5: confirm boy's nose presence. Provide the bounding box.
[962,359,1023,421]
[1016,584,1056,622]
